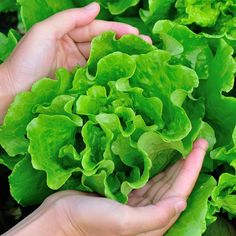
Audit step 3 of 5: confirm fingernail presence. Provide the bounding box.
[175,201,186,214]
[84,2,99,11]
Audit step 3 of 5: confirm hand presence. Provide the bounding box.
[0,2,151,122]
[4,139,208,236]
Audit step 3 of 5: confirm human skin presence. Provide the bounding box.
[0,2,208,236]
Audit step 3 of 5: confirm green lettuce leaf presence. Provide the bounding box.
[140,0,176,27]
[99,0,140,15]
[86,31,155,75]
[17,0,141,30]
[9,156,54,206]
[17,0,74,30]
[175,0,221,27]
[0,147,22,170]
[0,29,19,62]
[196,38,236,147]
[212,172,236,216]
[114,16,154,38]
[211,127,236,164]
[153,20,211,80]
[174,0,236,42]
[130,49,198,142]
[0,0,17,12]
[212,157,236,216]
[27,114,81,190]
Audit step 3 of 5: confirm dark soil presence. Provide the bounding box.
[0,11,18,34]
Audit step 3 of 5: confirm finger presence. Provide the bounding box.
[139,34,153,44]
[121,197,186,235]
[164,139,208,199]
[33,3,100,39]
[77,42,91,59]
[69,20,139,43]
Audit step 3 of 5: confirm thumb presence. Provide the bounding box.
[33,2,100,39]
[124,197,186,235]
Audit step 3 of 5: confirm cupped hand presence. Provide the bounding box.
[4,139,208,236]
[0,2,151,122]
